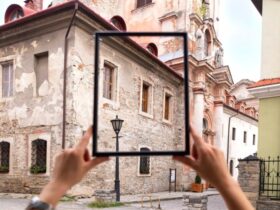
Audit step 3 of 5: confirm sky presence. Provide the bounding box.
[0,0,262,83]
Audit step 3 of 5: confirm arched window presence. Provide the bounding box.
[146,43,158,56]
[139,147,151,175]
[0,142,10,173]
[31,139,47,174]
[229,160,234,176]
[204,30,211,56]
[110,16,127,31]
[10,9,23,21]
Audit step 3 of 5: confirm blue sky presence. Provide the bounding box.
[0,0,262,83]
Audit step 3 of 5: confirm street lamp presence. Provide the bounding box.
[111,115,124,202]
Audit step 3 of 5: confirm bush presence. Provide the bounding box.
[195,175,202,184]
[30,165,46,174]
[0,165,9,173]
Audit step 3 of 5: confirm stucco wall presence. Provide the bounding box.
[223,110,258,180]
[258,97,280,158]
[261,0,280,79]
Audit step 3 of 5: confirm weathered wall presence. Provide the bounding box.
[0,28,71,193]
[68,26,186,195]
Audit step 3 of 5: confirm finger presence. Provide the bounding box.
[75,126,92,151]
[173,156,198,170]
[190,124,204,147]
[85,157,110,171]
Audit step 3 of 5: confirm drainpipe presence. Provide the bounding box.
[226,111,239,165]
[62,2,79,149]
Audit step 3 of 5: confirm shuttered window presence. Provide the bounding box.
[103,64,114,100]
[139,147,150,175]
[142,83,149,113]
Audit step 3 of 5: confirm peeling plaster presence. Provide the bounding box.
[15,72,36,94]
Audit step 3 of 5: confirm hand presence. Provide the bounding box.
[39,126,109,206]
[173,125,232,190]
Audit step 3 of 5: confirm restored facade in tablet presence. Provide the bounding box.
[0,0,258,196]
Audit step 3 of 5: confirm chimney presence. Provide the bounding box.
[24,0,43,11]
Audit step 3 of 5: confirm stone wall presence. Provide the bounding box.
[238,157,260,208]
[257,199,280,210]
[182,195,207,210]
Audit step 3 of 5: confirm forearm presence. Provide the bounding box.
[39,181,69,207]
[217,177,254,210]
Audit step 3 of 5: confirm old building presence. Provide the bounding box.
[0,0,258,196]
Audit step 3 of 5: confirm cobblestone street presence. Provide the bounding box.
[0,195,227,210]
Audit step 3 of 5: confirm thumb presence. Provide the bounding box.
[173,156,198,170]
[85,157,109,171]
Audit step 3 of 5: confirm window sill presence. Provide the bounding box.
[101,97,120,110]
[162,119,172,125]
[131,2,155,13]
[137,173,152,177]
[139,111,153,119]
[0,96,14,102]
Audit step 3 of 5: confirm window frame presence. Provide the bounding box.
[139,79,154,119]
[0,137,13,175]
[136,0,153,9]
[137,146,152,176]
[162,89,173,124]
[0,60,15,99]
[232,127,236,140]
[28,133,51,176]
[0,141,10,174]
[243,131,247,143]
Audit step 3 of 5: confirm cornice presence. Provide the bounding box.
[248,83,280,99]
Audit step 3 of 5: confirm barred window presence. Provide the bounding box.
[31,139,47,174]
[139,147,150,175]
[0,141,10,173]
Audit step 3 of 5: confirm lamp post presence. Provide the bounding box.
[111,115,124,202]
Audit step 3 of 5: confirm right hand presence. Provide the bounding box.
[173,125,233,189]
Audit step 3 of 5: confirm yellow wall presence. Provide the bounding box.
[258,97,280,158]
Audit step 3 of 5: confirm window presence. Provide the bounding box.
[103,63,114,100]
[146,43,158,56]
[10,9,24,21]
[164,93,172,121]
[253,134,256,145]
[142,83,150,113]
[203,118,208,131]
[136,0,152,8]
[0,142,10,173]
[31,139,47,174]
[1,62,13,98]
[204,30,211,56]
[139,147,150,175]
[110,16,126,31]
[229,160,234,176]
[35,52,48,96]
[232,127,236,140]
[243,131,247,143]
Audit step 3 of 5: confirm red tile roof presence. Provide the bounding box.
[248,78,280,88]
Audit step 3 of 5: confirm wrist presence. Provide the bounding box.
[39,181,70,207]
[216,175,238,195]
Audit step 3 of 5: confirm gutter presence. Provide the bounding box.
[226,111,239,166]
[62,1,79,149]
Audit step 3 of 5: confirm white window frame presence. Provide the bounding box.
[137,145,152,177]
[100,59,120,109]
[139,78,154,119]
[162,88,174,124]
[0,56,15,100]
[0,137,14,175]
[28,133,51,176]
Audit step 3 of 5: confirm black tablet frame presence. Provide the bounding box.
[93,31,189,156]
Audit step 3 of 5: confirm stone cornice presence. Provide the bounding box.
[248,83,280,99]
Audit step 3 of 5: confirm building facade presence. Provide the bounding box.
[0,0,258,196]
[249,0,280,159]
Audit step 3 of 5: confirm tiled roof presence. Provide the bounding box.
[248,78,280,88]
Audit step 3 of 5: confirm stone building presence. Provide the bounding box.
[0,0,258,196]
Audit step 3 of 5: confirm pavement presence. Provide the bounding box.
[0,189,228,210]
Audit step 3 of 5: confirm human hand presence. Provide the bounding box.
[39,126,109,206]
[173,125,232,190]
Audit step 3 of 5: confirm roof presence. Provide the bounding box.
[0,0,183,81]
[248,78,280,88]
[223,103,258,122]
[251,0,262,15]
[230,79,254,91]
